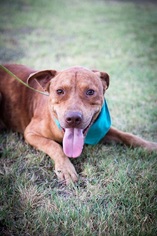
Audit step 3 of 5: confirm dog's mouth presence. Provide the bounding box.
[61,121,92,158]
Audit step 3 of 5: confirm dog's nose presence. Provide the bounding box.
[65,111,83,127]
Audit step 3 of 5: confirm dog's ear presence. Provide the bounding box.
[92,70,109,91]
[27,70,57,92]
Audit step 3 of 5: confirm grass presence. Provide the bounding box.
[0,0,157,235]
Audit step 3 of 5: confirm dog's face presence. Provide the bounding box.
[28,66,109,158]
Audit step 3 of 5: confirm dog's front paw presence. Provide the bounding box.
[55,158,78,184]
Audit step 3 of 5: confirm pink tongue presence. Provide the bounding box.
[63,128,84,158]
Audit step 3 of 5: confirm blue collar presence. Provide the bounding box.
[54,100,111,145]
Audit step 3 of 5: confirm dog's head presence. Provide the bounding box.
[28,66,109,158]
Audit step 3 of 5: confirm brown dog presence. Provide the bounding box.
[0,64,157,184]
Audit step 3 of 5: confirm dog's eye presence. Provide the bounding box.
[56,89,64,95]
[86,89,95,96]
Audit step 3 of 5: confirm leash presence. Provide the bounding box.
[0,65,49,96]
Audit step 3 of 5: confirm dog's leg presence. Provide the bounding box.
[103,127,157,151]
[24,125,78,184]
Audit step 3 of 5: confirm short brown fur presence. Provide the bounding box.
[0,64,157,184]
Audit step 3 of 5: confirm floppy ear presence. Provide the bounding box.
[92,70,110,92]
[27,70,57,92]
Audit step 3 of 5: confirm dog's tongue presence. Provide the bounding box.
[63,128,84,158]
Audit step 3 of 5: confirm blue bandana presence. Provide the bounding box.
[85,100,111,145]
[54,100,111,145]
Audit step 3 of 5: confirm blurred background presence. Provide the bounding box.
[0,0,157,135]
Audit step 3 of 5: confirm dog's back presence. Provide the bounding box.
[0,64,36,132]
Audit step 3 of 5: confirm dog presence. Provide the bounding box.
[0,64,157,184]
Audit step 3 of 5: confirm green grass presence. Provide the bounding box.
[0,0,157,235]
